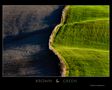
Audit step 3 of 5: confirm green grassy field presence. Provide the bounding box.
[52,5,109,76]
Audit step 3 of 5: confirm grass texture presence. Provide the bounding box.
[52,5,109,76]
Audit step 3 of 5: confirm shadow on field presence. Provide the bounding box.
[3,5,64,76]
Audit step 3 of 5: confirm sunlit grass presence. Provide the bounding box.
[54,46,109,76]
[52,5,109,76]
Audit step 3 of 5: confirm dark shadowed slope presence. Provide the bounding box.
[3,5,64,76]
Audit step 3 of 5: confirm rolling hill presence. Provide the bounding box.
[50,5,109,76]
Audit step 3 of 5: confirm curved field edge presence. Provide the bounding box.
[49,5,109,76]
[49,6,70,76]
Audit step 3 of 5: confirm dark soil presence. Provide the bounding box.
[3,5,64,76]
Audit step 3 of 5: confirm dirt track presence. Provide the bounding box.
[3,5,64,76]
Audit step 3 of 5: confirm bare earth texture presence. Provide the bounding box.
[3,5,64,76]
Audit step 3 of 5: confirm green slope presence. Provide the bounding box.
[52,5,109,76]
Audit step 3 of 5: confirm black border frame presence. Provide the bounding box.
[1,0,111,88]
